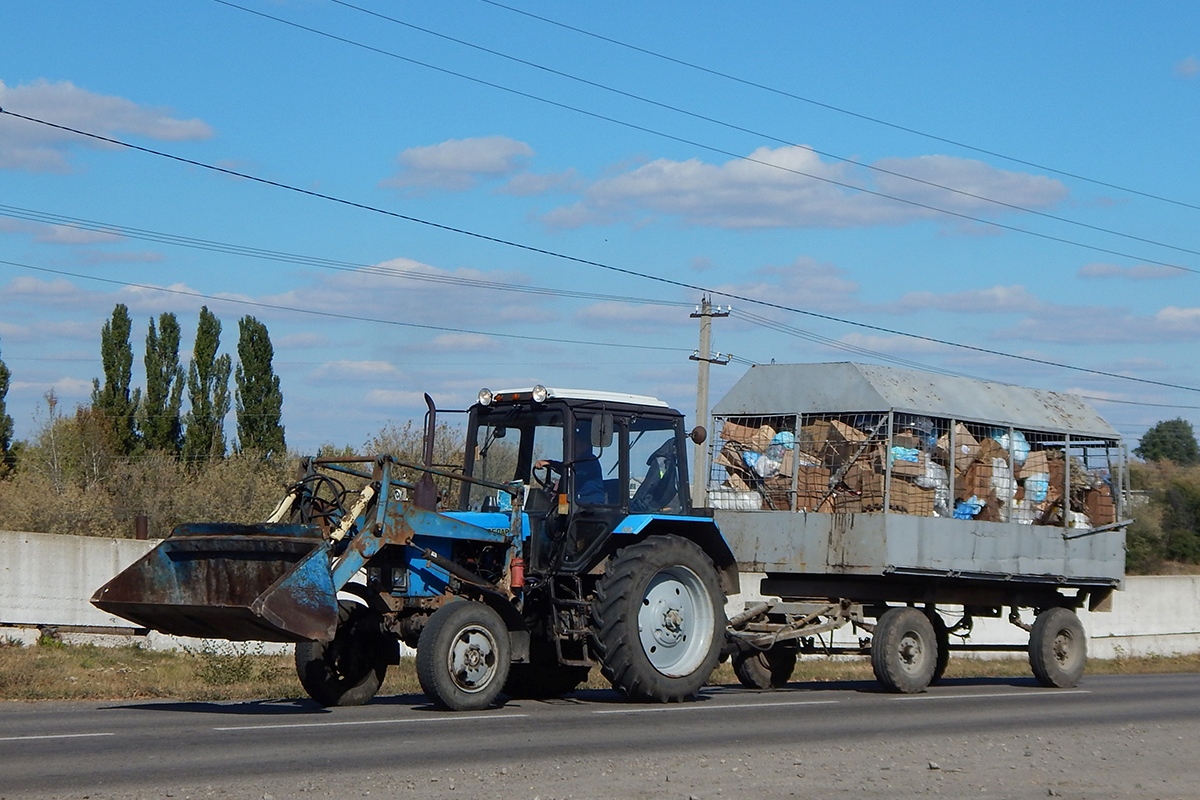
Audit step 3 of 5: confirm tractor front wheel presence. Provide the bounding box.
[417,600,511,711]
[295,601,391,707]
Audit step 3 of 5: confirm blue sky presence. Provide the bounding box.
[2,1,1199,453]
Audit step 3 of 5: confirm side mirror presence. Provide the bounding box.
[689,426,707,445]
[592,413,615,449]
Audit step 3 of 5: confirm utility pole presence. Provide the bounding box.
[690,296,730,509]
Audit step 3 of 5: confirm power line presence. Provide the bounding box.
[0,204,693,309]
[321,0,1200,268]
[208,0,1200,276]
[3,107,1198,395]
[0,257,690,356]
[479,0,1200,215]
[13,200,1196,412]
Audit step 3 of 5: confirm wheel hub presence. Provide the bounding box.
[448,627,498,693]
[898,633,924,673]
[636,566,715,677]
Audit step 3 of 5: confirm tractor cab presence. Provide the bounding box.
[459,385,694,576]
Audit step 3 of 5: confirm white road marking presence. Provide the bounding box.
[892,690,1092,702]
[0,732,115,742]
[214,712,529,732]
[593,699,839,715]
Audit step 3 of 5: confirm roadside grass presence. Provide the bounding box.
[2,636,1198,702]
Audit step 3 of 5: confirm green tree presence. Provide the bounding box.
[141,312,185,453]
[182,307,232,463]
[1135,418,1200,465]
[0,342,14,477]
[91,304,141,456]
[234,316,285,458]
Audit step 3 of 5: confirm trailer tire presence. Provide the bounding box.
[871,607,937,694]
[925,609,951,685]
[592,535,724,703]
[295,601,390,707]
[417,600,511,711]
[1028,607,1087,688]
[732,646,796,690]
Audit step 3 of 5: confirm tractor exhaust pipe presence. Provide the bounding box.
[413,393,439,510]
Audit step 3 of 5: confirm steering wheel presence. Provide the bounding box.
[533,462,556,491]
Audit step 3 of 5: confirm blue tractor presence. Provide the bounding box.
[94,386,736,710]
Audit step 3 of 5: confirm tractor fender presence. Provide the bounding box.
[611,515,740,596]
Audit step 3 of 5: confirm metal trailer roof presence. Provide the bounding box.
[712,362,1120,439]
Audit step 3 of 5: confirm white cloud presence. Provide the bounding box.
[711,257,861,313]
[1175,56,1200,78]
[502,169,583,196]
[382,136,533,193]
[10,376,92,398]
[425,333,499,352]
[0,79,212,172]
[540,146,1067,230]
[574,301,682,333]
[267,258,549,330]
[310,360,400,380]
[1077,262,1182,280]
[998,304,1200,345]
[889,285,1040,314]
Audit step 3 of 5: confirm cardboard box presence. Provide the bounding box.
[1085,486,1116,526]
[888,447,925,478]
[800,419,870,467]
[720,419,776,451]
[956,457,993,501]
[890,479,935,516]
[796,464,831,510]
[1018,449,1050,479]
[757,466,831,511]
[935,423,981,474]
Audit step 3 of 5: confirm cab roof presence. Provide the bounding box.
[491,386,670,408]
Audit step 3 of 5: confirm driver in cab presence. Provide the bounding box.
[535,422,606,505]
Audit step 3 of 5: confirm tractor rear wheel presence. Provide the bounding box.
[295,601,391,707]
[592,535,724,703]
[417,600,511,711]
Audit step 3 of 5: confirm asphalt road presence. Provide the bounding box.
[2,673,1199,799]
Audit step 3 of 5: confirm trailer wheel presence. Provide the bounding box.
[732,646,797,690]
[417,600,511,711]
[295,601,390,707]
[925,609,951,685]
[592,535,724,703]
[871,607,938,694]
[1028,607,1087,688]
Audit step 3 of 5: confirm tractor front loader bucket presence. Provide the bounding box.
[91,523,339,642]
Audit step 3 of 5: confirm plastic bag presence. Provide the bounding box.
[1024,472,1049,503]
[989,428,1030,466]
[954,495,984,519]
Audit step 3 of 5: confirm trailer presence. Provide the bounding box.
[709,363,1127,691]
[92,364,1128,707]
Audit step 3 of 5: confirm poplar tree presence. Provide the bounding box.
[0,342,14,477]
[182,307,232,463]
[91,304,140,455]
[235,315,285,458]
[141,312,185,453]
